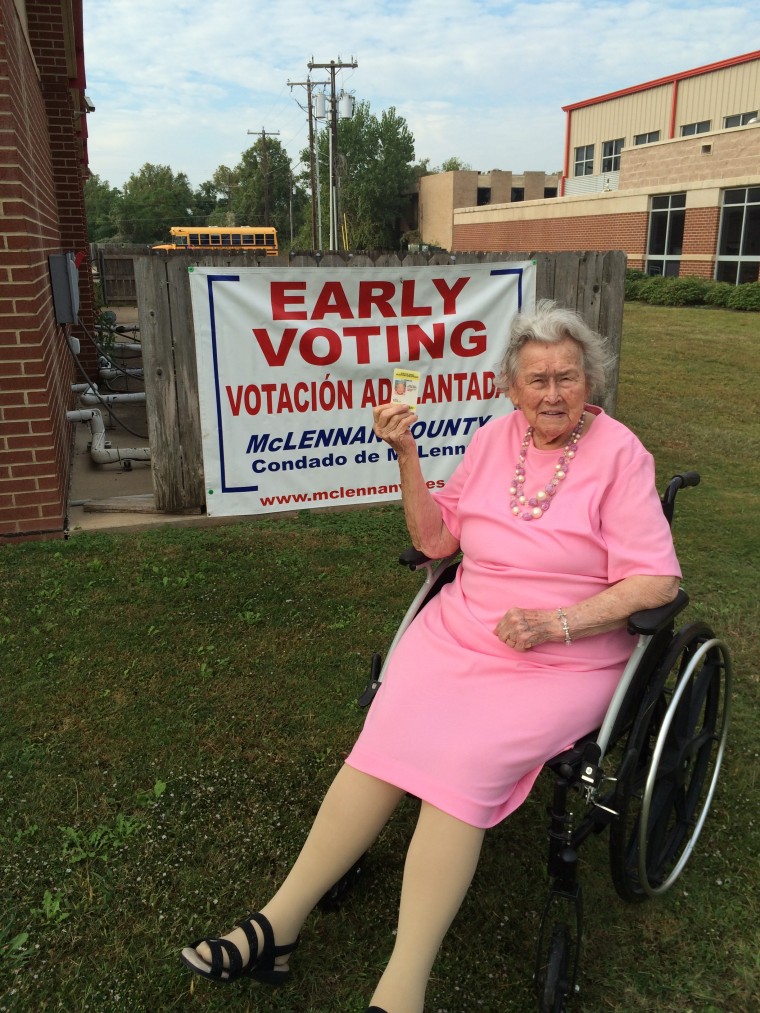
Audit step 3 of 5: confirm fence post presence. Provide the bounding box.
[134,256,204,512]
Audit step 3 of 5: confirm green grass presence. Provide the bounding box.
[1,303,758,1012]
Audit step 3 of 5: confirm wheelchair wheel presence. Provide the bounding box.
[609,622,731,901]
[317,854,365,911]
[536,923,571,1013]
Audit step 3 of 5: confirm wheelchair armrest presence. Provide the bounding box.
[627,588,689,635]
[398,547,433,570]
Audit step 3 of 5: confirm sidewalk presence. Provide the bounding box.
[67,305,204,535]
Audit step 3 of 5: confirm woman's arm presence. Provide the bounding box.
[494,574,681,651]
[373,403,460,559]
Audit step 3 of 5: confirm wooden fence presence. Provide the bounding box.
[133,249,626,513]
[93,244,150,305]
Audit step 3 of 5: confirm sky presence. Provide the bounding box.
[82,0,760,191]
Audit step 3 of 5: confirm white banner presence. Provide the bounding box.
[189,262,535,516]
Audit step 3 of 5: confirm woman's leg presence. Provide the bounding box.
[369,801,485,1013]
[192,764,404,968]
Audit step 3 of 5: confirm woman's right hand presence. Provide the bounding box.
[373,402,418,455]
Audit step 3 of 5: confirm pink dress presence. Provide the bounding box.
[346,407,682,828]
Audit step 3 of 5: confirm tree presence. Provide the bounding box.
[410,158,433,180]
[84,174,120,242]
[114,163,195,244]
[232,137,304,239]
[309,100,415,250]
[438,156,472,172]
[193,166,240,226]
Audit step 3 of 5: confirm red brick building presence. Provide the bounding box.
[0,0,96,542]
[452,50,760,283]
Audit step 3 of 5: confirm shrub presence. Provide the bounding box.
[636,275,671,304]
[626,270,759,310]
[667,277,710,306]
[624,269,646,301]
[727,282,760,311]
[703,281,734,308]
[636,276,709,307]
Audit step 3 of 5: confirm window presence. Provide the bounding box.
[646,193,686,277]
[511,187,525,202]
[724,111,758,128]
[543,187,557,198]
[601,138,624,173]
[634,130,660,145]
[574,144,594,176]
[715,187,760,284]
[680,120,710,136]
[476,187,491,206]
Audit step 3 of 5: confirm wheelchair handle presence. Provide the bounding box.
[662,471,700,525]
[674,471,700,488]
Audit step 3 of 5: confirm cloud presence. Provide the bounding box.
[83,0,760,188]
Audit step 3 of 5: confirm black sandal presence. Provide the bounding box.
[180,911,299,984]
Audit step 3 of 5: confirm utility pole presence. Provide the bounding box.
[246,127,279,226]
[288,77,328,249]
[225,170,235,225]
[307,57,357,249]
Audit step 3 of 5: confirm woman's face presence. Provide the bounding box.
[508,338,589,450]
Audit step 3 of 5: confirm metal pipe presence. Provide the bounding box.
[109,342,143,356]
[66,409,151,466]
[99,366,144,381]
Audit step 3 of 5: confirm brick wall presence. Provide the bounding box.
[0,0,94,542]
[453,192,728,279]
[454,210,650,259]
[682,207,721,277]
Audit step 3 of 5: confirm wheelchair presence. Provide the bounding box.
[348,470,732,1012]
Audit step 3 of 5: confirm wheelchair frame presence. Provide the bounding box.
[354,472,732,1012]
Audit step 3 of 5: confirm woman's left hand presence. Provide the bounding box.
[494,608,557,651]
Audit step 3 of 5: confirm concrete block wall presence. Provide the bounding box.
[619,123,760,190]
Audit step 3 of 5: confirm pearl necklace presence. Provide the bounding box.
[510,414,586,520]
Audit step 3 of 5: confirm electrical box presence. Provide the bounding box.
[48,252,81,324]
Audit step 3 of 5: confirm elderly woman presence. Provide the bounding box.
[181,301,681,1013]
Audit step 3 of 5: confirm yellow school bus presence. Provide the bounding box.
[152,226,278,255]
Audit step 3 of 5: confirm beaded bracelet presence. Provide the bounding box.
[556,607,572,645]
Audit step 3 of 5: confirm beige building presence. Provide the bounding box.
[418,169,559,250]
[451,49,760,283]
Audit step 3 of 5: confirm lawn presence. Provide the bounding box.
[1,302,758,1012]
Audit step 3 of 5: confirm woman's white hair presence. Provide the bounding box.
[496,300,614,402]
